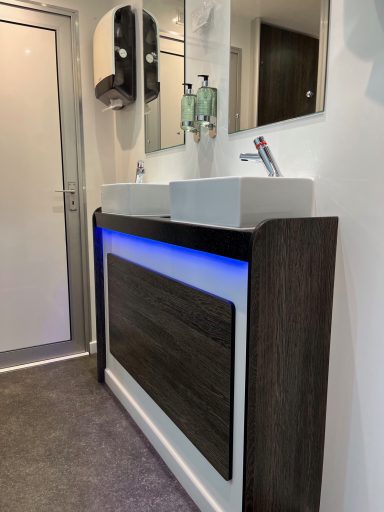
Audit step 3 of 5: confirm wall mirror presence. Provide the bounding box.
[143,0,185,153]
[229,0,330,133]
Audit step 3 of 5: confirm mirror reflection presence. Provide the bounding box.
[229,0,330,133]
[143,0,185,153]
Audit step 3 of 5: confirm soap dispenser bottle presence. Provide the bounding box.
[195,75,217,127]
[180,83,197,132]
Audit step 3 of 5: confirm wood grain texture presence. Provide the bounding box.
[243,218,338,512]
[108,254,235,480]
[92,209,106,383]
[258,23,319,126]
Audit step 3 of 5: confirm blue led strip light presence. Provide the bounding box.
[101,228,249,294]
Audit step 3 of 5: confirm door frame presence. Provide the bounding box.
[0,0,91,366]
[229,46,242,133]
[316,0,330,112]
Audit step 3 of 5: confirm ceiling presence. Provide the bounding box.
[144,0,184,36]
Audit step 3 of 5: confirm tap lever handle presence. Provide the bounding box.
[254,135,283,177]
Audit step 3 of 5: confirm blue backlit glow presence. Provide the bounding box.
[101,228,249,300]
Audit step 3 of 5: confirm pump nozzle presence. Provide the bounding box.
[198,75,209,86]
[183,83,193,94]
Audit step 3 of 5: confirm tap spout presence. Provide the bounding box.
[239,153,261,162]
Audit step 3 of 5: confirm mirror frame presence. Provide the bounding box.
[228,0,331,134]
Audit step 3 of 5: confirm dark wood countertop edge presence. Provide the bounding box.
[94,209,254,262]
[94,209,339,263]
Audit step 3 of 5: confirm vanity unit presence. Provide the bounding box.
[93,210,338,512]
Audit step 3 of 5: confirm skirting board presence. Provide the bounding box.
[89,340,97,355]
[105,368,225,512]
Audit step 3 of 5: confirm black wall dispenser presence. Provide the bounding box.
[143,9,160,104]
[93,5,136,110]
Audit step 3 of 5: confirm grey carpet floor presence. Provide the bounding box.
[0,356,199,512]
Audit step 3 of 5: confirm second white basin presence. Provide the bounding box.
[170,177,314,228]
[101,183,170,216]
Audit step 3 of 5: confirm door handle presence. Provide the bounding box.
[54,182,77,211]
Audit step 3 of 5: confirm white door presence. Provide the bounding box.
[159,36,184,150]
[0,3,88,367]
[145,98,161,153]
[159,51,184,149]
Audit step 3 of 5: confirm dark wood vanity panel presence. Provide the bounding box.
[243,218,338,512]
[108,254,235,480]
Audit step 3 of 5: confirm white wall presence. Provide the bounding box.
[109,0,384,510]
[232,0,322,38]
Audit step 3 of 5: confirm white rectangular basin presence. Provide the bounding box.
[101,183,170,216]
[170,177,314,228]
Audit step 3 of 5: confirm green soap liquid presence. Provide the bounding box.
[196,88,213,117]
[181,95,196,123]
[211,88,217,117]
